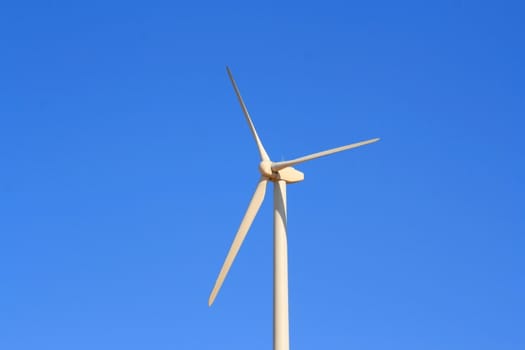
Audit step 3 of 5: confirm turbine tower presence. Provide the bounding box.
[209,67,379,350]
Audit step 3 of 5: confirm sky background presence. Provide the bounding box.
[1,1,524,349]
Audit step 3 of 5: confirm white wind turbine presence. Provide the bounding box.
[209,67,379,350]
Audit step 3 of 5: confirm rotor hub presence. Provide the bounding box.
[258,160,273,178]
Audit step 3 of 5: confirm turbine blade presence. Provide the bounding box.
[272,138,380,171]
[208,178,268,306]
[226,67,270,161]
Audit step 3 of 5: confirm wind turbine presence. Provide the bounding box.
[209,67,379,350]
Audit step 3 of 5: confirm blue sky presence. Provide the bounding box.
[1,1,524,349]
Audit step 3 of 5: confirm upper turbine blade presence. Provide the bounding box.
[226,67,270,161]
[208,178,268,306]
[271,138,380,171]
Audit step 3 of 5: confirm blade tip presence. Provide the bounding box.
[208,287,218,307]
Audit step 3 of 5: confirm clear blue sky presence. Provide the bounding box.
[1,1,523,349]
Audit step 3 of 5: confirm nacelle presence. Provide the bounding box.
[277,167,304,183]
